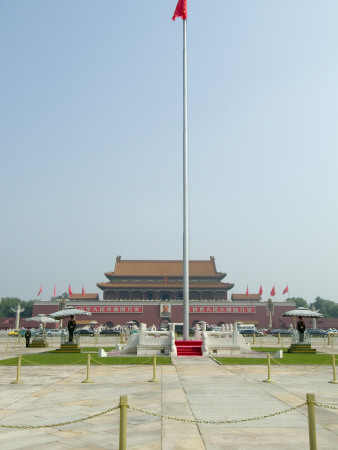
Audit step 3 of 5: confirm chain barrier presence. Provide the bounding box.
[1,398,337,430]
[20,357,84,367]
[270,355,333,372]
[0,405,120,429]
[90,355,155,369]
[314,402,338,410]
[128,402,307,424]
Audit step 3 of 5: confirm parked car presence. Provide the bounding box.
[308,329,328,337]
[8,329,21,337]
[8,329,38,337]
[239,330,264,337]
[45,329,64,337]
[74,329,95,337]
[270,329,291,336]
[327,328,338,336]
[100,329,121,335]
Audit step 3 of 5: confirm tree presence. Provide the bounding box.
[0,297,34,318]
[286,297,309,309]
[310,297,338,318]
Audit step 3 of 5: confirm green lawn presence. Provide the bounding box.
[215,348,334,365]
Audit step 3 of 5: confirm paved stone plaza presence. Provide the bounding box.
[0,344,337,449]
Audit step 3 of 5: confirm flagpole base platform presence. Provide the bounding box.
[56,342,81,353]
[30,338,48,348]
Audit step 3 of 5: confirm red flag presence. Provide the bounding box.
[37,284,42,297]
[246,285,249,298]
[270,285,276,297]
[82,286,85,297]
[259,285,263,296]
[53,285,56,297]
[172,0,187,21]
[283,285,289,295]
[69,284,73,296]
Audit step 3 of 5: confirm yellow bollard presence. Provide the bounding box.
[252,332,256,344]
[306,393,317,450]
[11,355,23,384]
[277,333,281,344]
[329,355,338,384]
[263,353,274,383]
[82,354,94,383]
[119,395,128,450]
[95,334,98,346]
[148,354,158,382]
[328,334,331,345]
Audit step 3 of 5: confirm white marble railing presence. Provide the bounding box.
[200,323,250,356]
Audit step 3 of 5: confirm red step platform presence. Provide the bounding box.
[175,340,202,357]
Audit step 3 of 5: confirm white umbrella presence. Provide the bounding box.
[48,308,92,320]
[126,321,135,324]
[25,314,59,324]
[282,307,323,318]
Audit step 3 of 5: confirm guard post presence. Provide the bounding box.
[11,355,23,384]
[263,353,274,383]
[149,354,158,382]
[307,393,317,450]
[119,395,128,450]
[82,354,94,383]
[329,354,338,384]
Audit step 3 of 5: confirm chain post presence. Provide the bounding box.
[119,395,128,450]
[263,353,274,383]
[148,354,158,382]
[329,354,338,384]
[11,355,23,384]
[82,354,94,383]
[307,393,317,450]
[277,333,280,344]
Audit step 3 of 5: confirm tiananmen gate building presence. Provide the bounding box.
[32,256,296,329]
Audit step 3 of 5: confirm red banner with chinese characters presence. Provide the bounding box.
[189,306,256,314]
[69,306,143,313]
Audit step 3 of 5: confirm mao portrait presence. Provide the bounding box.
[160,303,171,317]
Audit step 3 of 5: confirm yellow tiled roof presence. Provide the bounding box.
[97,282,233,290]
[106,257,225,278]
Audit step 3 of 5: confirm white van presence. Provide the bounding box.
[237,323,256,332]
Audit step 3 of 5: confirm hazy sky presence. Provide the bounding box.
[1,1,338,304]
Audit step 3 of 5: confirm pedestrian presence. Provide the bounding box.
[297,316,306,343]
[25,327,31,348]
[68,315,76,342]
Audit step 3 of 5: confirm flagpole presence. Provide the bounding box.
[182,17,189,341]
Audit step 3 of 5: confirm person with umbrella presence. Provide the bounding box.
[297,316,306,342]
[68,315,76,342]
